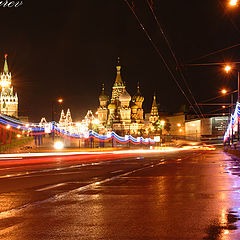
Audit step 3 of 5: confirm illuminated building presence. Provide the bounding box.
[149,93,159,123]
[0,54,18,117]
[58,109,73,132]
[97,59,144,135]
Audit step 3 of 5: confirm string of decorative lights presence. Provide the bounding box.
[0,115,156,145]
[223,102,240,142]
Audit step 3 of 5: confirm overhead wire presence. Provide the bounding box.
[186,43,240,64]
[123,0,201,118]
[146,0,205,118]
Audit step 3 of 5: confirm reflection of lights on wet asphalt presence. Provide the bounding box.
[223,229,229,235]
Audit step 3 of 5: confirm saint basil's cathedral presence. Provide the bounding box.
[97,59,159,135]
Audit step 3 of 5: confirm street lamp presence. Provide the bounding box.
[221,89,227,95]
[225,65,231,73]
[224,65,239,102]
[225,65,240,145]
[229,0,238,6]
[51,98,63,142]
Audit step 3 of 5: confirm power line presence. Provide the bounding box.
[123,0,201,119]
[146,0,204,119]
[182,61,240,67]
[186,43,240,64]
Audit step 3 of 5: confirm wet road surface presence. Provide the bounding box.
[0,149,240,239]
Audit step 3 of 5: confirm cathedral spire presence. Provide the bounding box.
[4,54,9,74]
[99,83,109,103]
[101,83,105,93]
[114,57,123,85]
[137,82,140,94]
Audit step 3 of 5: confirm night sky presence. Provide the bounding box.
[0,0,239,122]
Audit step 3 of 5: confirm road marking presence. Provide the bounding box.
[0,161,162,219]
[111,170,123,174]
[0,160,113,179]
[36,183,68,191]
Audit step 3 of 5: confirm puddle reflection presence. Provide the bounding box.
[204,209,240,239]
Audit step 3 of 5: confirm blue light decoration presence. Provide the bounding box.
[54,126,155,145]
[223,102,240,143]
[0,114,156,145]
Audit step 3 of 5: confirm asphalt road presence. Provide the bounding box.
[0,149,240,239]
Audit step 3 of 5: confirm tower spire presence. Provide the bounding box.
[149,92,159,123]
[4,54,9,74]
[115,57,123,85]
[152,91,157,106]
[137,81,140,94]
[151,92,158,114]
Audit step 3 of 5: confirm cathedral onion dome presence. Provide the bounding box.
[119,89,131,102]
[99,84,108,102]
[131,104,138,109]
[132,83,144,103]
[108,102,116,110]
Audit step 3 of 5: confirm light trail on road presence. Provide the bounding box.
[0,146,205,159]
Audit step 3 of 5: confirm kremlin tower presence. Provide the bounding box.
[0,54,18,117]
[149,93,159,123]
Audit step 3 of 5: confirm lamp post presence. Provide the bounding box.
[51,98,63,143]
[221,89,234,145]
[225,65,240,145]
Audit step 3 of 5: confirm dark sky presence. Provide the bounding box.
[0,0,239,121]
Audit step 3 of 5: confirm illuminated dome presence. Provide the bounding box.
[133,83,144,103]
[99,84,108,102]
[119,89,131,102]
[131,104,138,109]
[99,90,108,102]
[108,103,116,110]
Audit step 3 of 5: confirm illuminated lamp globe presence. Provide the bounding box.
[225,65,231,73]
[221,89,227,94]
[230,0,238,6]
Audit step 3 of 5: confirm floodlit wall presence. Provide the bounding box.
[185,120,201,139]
[167,114,185,136]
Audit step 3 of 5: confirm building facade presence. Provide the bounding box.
[0,54,18,117]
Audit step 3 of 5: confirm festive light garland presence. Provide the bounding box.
[223,102,240,143]
[0,115,156,144]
